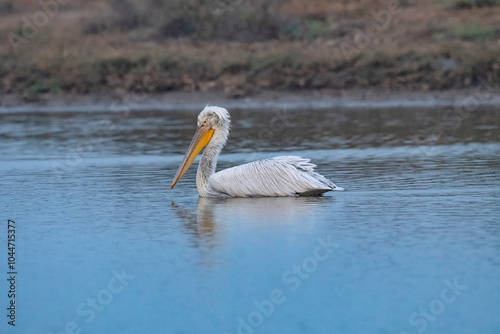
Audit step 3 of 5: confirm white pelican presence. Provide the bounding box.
[171,106,344,197]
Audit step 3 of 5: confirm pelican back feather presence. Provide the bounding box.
[206,156,341,197]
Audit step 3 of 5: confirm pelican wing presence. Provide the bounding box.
[207,156,343,197]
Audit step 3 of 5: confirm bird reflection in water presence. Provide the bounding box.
[171,196,335,250]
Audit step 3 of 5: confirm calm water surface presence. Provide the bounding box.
[1,105,499,334]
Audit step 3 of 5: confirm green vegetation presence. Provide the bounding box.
[303,20,332,39]
[454,24,495,41]
[27,83,50,95]
[430,22,497,42]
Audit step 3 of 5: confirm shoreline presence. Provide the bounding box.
[1,88,500,113]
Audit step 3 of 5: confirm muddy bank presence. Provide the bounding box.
[1,88,500,113]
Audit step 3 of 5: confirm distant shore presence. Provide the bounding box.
[2,88,500,113]
[2,1,499,110]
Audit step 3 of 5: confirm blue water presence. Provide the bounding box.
[1,106,499,334]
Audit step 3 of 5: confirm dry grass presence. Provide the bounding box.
[0,0,499,97]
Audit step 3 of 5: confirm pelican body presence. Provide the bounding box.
[171,106,344,197]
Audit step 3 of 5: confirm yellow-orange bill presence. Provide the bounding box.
[171,126,214,189]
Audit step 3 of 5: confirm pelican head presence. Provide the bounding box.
[171,105,230,189]
[197,105,231,131]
